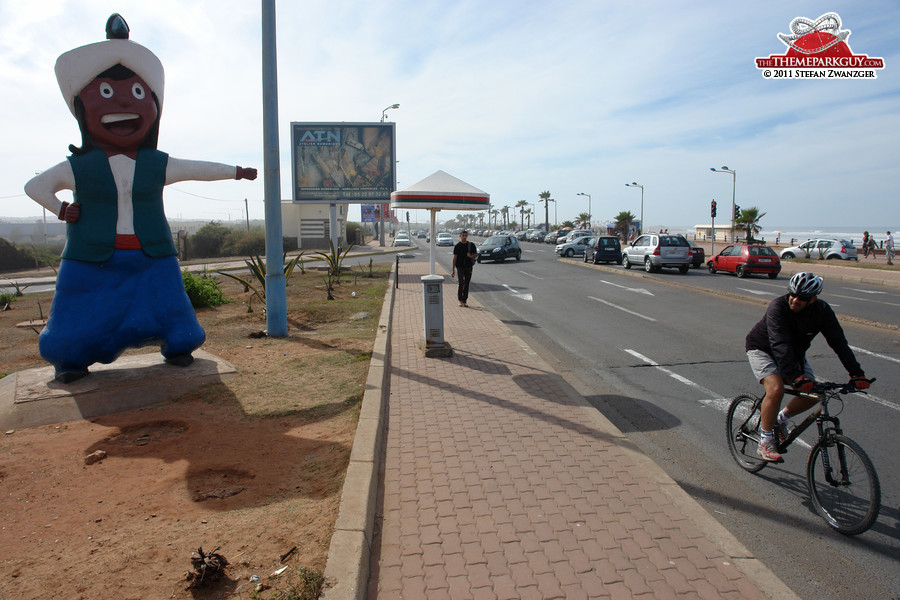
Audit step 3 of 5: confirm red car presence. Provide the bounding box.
[707,244,781,279]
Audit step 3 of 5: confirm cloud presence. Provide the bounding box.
[2,0,898,231]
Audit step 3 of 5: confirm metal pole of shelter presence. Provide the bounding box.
[429,209,437,275]
[261,0,287,337]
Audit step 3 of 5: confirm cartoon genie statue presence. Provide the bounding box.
[24,14,257,383]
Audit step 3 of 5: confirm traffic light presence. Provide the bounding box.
[710,200,717,218]
[406,211,410,223]
[734,205,741,220]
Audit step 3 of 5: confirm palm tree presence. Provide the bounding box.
[736,206,766,243]
[524,208,532,228]
[576,212,591,229]
[515,200,528,231]
[561,220,575,229]
[490,208,499,229]
[539,190,551,230]
[614,211,636,241]
[501,206,510,229]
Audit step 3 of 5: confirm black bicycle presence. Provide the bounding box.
[726,379,881,535]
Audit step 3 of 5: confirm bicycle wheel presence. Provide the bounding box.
[726,394,768,473]
[807,434,881,535]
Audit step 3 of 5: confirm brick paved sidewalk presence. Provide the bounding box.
[366,261,794,599]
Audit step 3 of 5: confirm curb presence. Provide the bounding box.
[320,267,394,600]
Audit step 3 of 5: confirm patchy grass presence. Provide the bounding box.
[0,260,392,600]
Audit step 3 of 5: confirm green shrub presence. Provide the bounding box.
[223,229,266,257]
[188,221,231,258]
[182,270,227,308]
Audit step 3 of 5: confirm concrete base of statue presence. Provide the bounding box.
[0,350,236,430]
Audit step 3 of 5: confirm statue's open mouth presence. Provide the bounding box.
[101,113,141,136]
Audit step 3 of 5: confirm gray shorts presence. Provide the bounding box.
[746,350,814,382]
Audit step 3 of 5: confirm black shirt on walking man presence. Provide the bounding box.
[451,231,477,307]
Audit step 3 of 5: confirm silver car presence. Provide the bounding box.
[436,233,454,246]
[779,238,858,261]
[555,235,593,258]
[622,234,691,273]
[392,234,411,247]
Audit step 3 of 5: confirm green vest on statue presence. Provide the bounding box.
[63,148,176,262]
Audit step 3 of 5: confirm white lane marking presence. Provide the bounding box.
[502,284,533,301]
[845,288,888,295]
[831,292,900,308]
[850,345,900,364]
[590,297,656,321]
[519,271,542,279]
[626,349,815,448]
[600,280,654,296]
[737,288,776,296]
[624,349,718,396]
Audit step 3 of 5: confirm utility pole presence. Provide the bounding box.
[244,198,250,231]
[261,0,287,337]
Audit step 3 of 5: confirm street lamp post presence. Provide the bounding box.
[577,192,591,229]
[381,103,400,122]
[376,104,399,247]
[710,166,736,242]
[625,182,643,235]
[549,198,557,227]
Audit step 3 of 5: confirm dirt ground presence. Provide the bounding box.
[0,264,390,599]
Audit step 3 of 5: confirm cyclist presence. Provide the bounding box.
[744,272,870,461]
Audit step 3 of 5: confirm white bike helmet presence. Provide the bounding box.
[789,272,823,298]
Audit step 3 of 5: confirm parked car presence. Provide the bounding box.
[686,239,705,268]
[436,232,454,246]
[555,235,593,258]
[530,230,547,242]
[392,233,411,247]
[707,244,781,278]
[779,238,858,261]
[584,236,623,265]
[562,229,593,244]
[545,228,572,244]
[516,231,528,241]
[476,235,522,262]
[622,234,691,273]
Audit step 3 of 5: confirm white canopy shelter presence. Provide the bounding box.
[391,170,489,274]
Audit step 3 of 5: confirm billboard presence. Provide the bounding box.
[361,203,396,223]
[291,122,396,203]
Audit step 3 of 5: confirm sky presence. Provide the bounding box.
[1,0,898,232]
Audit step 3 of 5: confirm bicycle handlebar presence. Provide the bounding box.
[811,377,876,394]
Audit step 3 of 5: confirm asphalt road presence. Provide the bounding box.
[416,238,900,600]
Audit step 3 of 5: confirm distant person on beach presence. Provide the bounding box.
[862,231,870,258]
[866,234,877,259]
[887,231,895,265]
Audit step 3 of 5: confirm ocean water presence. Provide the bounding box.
[658,225,891,246]
[758,227,892,246]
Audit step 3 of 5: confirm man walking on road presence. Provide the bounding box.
[451,230,478,307]
[887,231,895,265]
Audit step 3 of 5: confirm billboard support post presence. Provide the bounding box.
[329,203,338,249]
